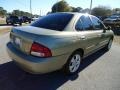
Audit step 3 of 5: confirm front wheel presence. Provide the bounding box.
[63,51,82,75]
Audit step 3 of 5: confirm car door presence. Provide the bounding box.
[75,15,101,55]
[90,16,110,48]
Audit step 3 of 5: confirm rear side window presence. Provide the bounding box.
[31,13,73,31]
[75,18,83,31]
[80,15,93,30]
[90,16,105,30]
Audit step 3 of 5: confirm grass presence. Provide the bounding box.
[0,18,29,35]
[0,18,11,35]
[0,18,6,24]
[0,23,29,35]
[0,18,30,25]
[0,27,12,35]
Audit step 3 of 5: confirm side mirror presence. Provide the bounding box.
[103,26,111,33]
[104,26,111,30]
[107,26,111,30]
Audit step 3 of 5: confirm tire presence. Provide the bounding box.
[105,39,113,51]
[29,21,31,23]
[19,23,22,26]
[6,22,9,25]
[11,23,14,25]
[63,51,82,75]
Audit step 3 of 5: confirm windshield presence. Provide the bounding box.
[110,16,119,19]
[31,13,73,31]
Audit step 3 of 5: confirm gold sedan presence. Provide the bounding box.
[7,12,114,75]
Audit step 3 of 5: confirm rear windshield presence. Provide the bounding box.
[31,13,73,31]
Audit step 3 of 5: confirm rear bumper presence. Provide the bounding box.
[7,42,69,74]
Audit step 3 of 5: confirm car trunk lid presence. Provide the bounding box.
[10,26,62,55]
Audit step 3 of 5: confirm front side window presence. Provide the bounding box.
[91,16,104,30]
[80,15,93,30]
[31,13,73,31]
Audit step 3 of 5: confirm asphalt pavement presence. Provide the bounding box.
[0,33,120,90]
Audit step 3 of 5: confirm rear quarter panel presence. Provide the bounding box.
[35,32,80,57]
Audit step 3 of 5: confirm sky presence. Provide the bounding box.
[0,0,120,15]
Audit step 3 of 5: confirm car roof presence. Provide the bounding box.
[55,12,90,16]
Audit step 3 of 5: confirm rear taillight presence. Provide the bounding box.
[30,42,52,57]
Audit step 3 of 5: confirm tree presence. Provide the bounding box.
[112,8,120,14]
[91,6,112,16]
[12,10,21,16]
[52,0,71,13]
[71,7,82,12]
[80,8,90,13]
[0,7,7,17]
[11,10,33,17]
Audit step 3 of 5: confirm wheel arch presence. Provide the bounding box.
[111,36,114,40]
[74,48,84,57]
[62,48,84,74]
[68,48,84,59]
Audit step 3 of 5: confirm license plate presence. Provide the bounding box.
[14,37,21,47]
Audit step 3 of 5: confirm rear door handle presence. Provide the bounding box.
[80,36,86,40]
[97,34,102,37]
[98,33,105,37]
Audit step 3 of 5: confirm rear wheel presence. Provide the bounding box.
[63,51,82,75]
[105,39,113,51]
